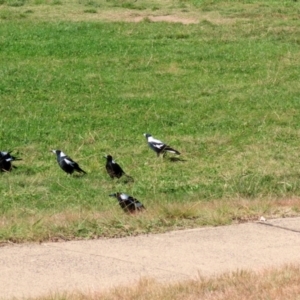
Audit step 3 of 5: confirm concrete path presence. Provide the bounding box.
[1,217,300,299]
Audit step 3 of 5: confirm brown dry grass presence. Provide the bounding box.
[0,0,239,24]
[1,197,299,244]
[34,264,300,300]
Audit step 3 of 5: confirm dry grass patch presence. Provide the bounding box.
[130,15,199,24]
[0,0,241,24]
[32,264,300,300]
[1,198,299,244]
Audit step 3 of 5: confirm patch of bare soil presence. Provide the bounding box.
[18,4,239,24]
[101,10,240,25]
[96,10,199,24]
[130,15,198,24]
[103,11,237,25]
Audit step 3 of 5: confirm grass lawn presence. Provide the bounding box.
[1,0,300,243]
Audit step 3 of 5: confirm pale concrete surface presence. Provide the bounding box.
[1,217,300,299]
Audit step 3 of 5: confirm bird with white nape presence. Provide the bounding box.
[109,192,145,213]
[143,133,180,157]
[51,150,86,175]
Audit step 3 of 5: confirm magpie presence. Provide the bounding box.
[109,192,145,213]
[51,150,86,175]
[143,133,180,157]
[0,151,22,172]
[104,155,134,181]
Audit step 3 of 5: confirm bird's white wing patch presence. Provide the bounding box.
[64,158,74,165]
[112,160,116,164]
[148,136,163,144]
[152,142,164,149]
[120,193,129,200]
[0,151,8,156]
[166,149,177,153]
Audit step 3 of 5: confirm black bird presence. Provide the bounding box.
[104,155,134,181]
[109,192,145,213]
[0,151,22,172]
[143,133,180,157]
[51,150,86,175]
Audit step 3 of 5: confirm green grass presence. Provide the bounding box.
[1,0,300,242]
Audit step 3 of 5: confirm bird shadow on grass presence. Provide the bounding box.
[117,176,135,184]
[70,173,87,179]
[166,157,186,163]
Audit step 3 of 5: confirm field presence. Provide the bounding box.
[1,0,300,243]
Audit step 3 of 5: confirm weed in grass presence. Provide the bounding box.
[83,0,100,7]
[84,8,97,13]
[142,16,152,23]
[119,1,146,10]
[0,10,8,19]
[51,0,62,4]
[6,0,25,6]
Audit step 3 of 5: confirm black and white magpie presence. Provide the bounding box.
[109,192,145,213]
[51,150,86,175]
[0,151,22,172]
[104,155,133,181]
[143,133,180,157]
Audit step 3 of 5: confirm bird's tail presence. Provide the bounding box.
[4,151,22,161]
[164,146,180,155]
[78,167,87,174]
[8,151,22,159]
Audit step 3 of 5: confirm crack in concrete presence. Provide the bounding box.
[257,221,300,234]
